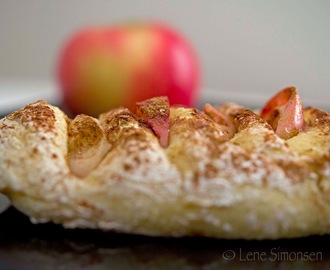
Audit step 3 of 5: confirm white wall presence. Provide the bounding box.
[0,0,329,109]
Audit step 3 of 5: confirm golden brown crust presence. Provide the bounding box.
[4,100,57,132]
[0,99,330,239]
[303,107,330,133]
[68,114,110,178]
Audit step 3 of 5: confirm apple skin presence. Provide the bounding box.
[57,22,200,116]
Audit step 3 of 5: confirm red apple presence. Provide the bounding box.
[57,22,200,116]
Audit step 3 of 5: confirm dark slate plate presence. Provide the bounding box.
[0,207,329,270]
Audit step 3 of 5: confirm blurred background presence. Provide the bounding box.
[0,0,329,114]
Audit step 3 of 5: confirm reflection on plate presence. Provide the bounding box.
[0,207,329,270]
[0,194,10,214]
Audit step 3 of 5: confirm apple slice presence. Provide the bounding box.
[260,87,304,139]
[135,96,170,148]
[202,103,235,138]
[202,103,229,126]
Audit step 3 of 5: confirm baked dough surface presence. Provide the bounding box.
[0,96,329,239]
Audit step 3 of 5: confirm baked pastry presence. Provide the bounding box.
[0,87,329,239]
